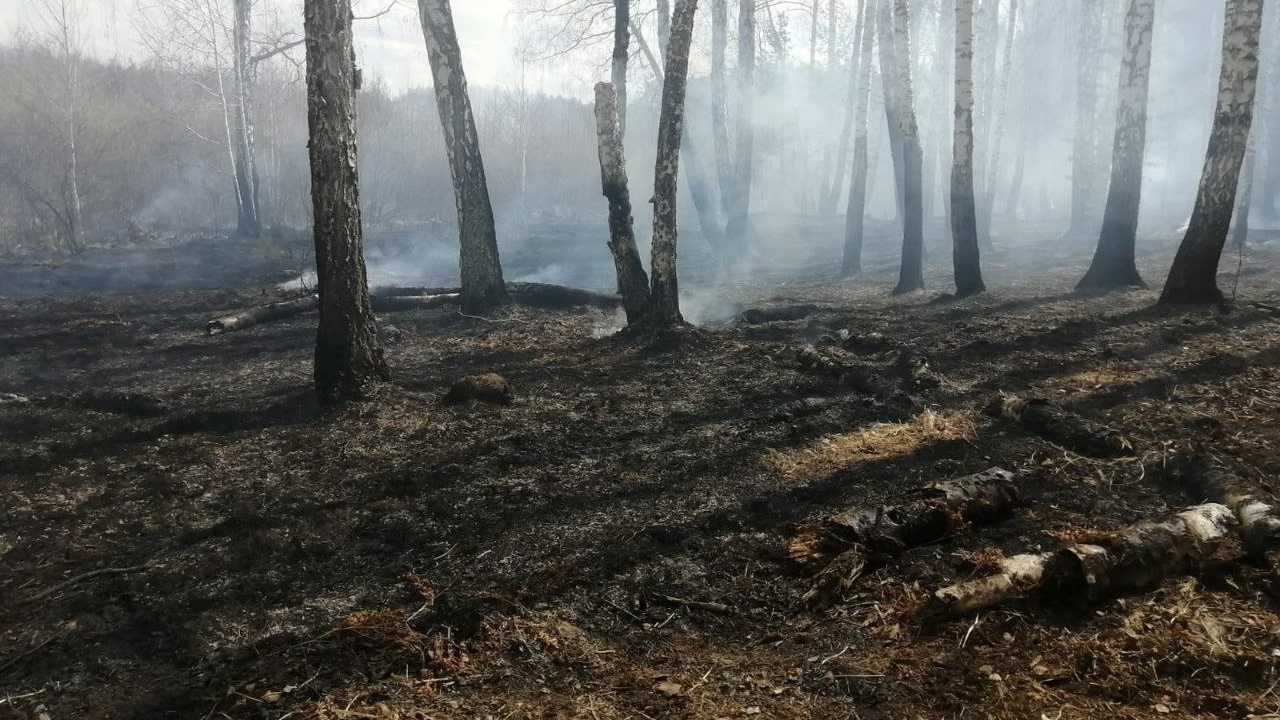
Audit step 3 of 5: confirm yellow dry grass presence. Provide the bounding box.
[763,409,978,480]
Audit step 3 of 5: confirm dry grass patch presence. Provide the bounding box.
[764,409,978,480]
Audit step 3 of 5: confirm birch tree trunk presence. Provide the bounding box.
[612,0,630,136]
[711,0,732,213]
[825,0,868,215]
[877,0,906,225]
[726,0,756,246]
[594,82,651,326]
[62,13,84,253]
[658,0,672,56]
[1160,0,1264,305]
[232,0,261,237]
[843,0,878,275]
[303,0,389,402]
[649,0,698,326]
[891,0,925,295]
[417,0,510,313]
[1069,0,1105,237]
[951,0,985,297]
[1232,128,1257,247]
[1078,0,1155,290]
[980,0,1017,231]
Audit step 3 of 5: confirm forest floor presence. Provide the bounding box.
[1,221,1279,720]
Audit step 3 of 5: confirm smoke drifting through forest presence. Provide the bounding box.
[0,0,1277,299]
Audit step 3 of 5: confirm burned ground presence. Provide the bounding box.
[1,224,1279,719]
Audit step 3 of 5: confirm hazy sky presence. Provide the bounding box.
[0,0,531,92]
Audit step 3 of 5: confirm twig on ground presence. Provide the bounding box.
[24,563,152,603]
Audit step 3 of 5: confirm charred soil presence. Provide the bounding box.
[2,226,1279,720]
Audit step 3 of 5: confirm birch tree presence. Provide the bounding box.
[650,0,698,326]
[417,0,510,312]
[612,0,630,135]
[951,0,984,297]
[726,0,756,245]
[1078,0,1156,290]
[1068,0,1106,237]
[890,0,925,295]
[32,0,86,253]
[842,0,877,275]
[594,82,651,325]
[303,0,389,402]
[711,0,732,213]
[1160,0,1265,305]
[231,0,260,236]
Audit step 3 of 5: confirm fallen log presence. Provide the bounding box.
[374,283,622,310]
[790,467,1025,604]
[1178,455,1280,554]
[932,503,1237,614]
[369,293,462,312]
[795,345,890,396]
[986,395,1133,457]
[506,282,621,309]
[206,295,319,335]
[740,304,821,324]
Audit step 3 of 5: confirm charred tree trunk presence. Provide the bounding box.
[711,0,732,213]
[658,0,672,56]
[649,0,698,326]
[303,0,389,402]
[891,0,925,295]
[417,0,510,313]
[1160,0,1264,305]
[951,0,985,297]
[594,82,652,326]
[1078,0,1155,291]
[1069,0,1105,238]
[612,0,630,136]
[726,0,756,246]
[232,0,261,238]
[842,0,878,276]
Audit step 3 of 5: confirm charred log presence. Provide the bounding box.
[986,395,1133,457]
[790,467,1025,604]
[740,304,821,324]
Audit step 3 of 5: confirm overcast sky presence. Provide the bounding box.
[0,0,544,93]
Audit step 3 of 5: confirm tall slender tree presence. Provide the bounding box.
[726,0,756,245]
[612,0,630,135]
[825,0,869,215]
[303,0,389,402]
[1078,0,1156,290]
[952,0,985,297]
[594,82,651,325]
[891,0,925,295]
[980,0,1018,230]
[650,0,699,325]
[842,0,878,275]
[231,0,261,237]
[1069,0,1105,237]
[1160,0,1265,305]
[877,0,906,223]
[417,0,510,313]
[710,0,732,213]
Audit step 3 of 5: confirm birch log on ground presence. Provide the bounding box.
[206,295,320,335]
[986,395,1134,457]
[933,503,1237,614]
[1178,455,1280,554]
